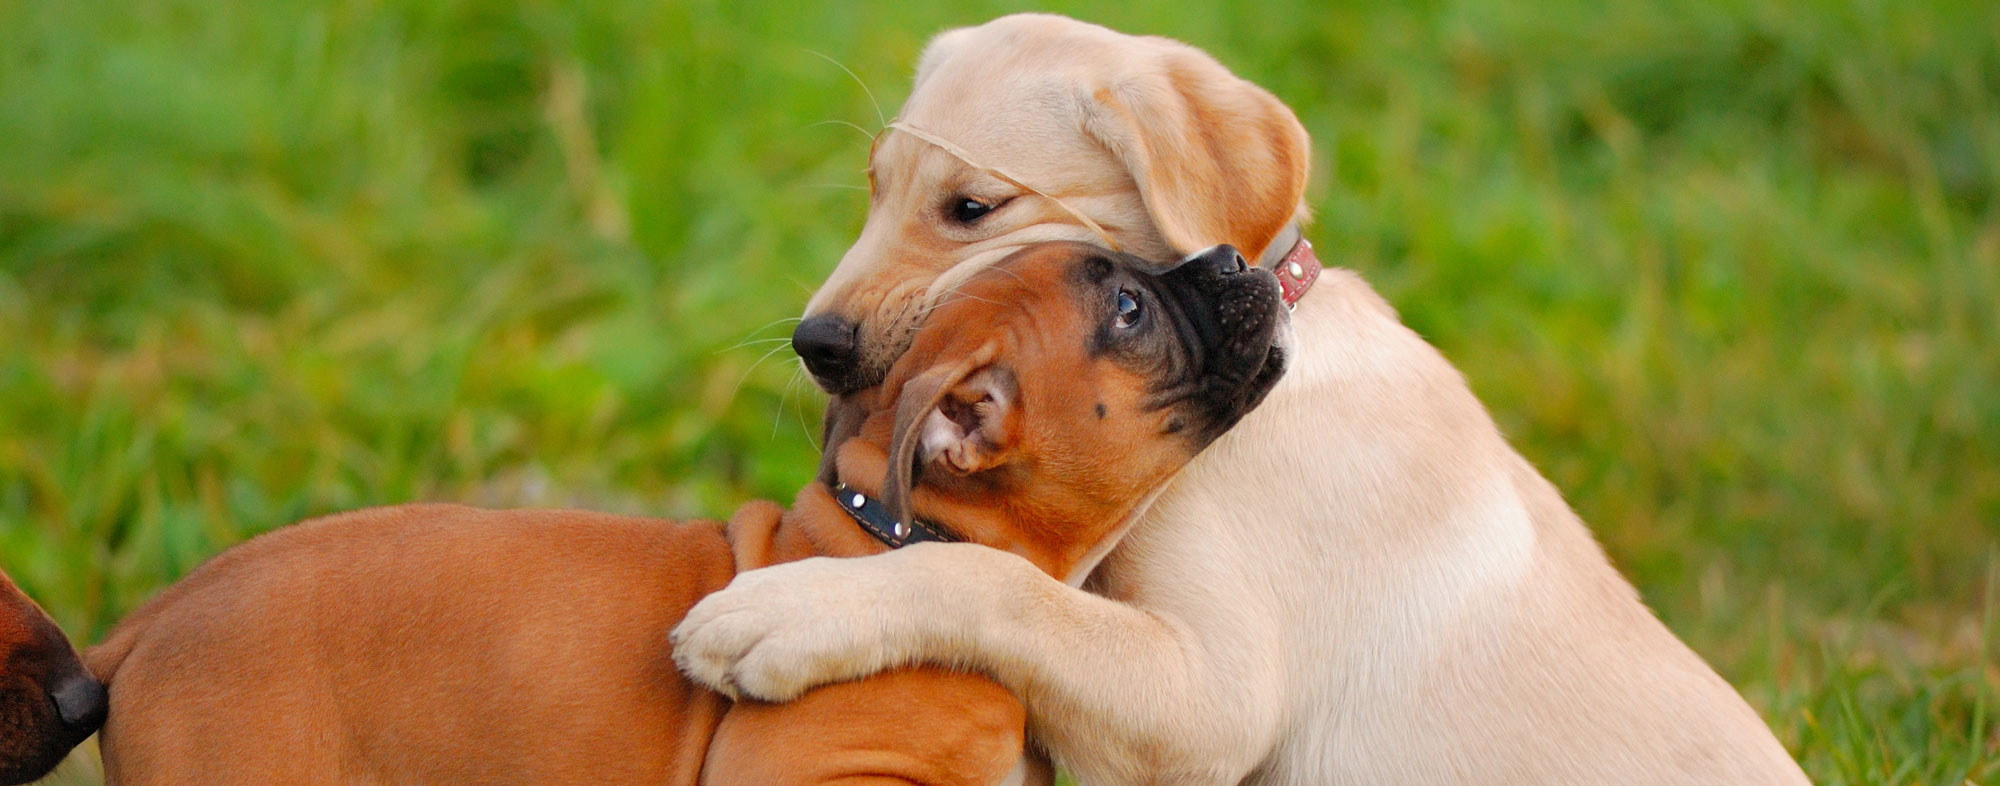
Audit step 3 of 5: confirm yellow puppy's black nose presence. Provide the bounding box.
[793,315,865,393]
[48,673,106,730]
[1191,244,1247,275]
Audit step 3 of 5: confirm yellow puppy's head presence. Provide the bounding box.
[794,13,1311,394]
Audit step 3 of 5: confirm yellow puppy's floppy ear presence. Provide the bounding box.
[880,344,1019,528]
[910,25,976,95]
[1080,43,1311,262]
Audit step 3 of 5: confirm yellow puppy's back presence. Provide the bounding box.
[90,504,735,786]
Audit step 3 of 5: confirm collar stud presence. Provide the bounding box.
[1268,236,1321,311]
[829,483,958,548]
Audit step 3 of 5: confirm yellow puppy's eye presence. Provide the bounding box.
[950,197,994,223]
[1115,289,1142,328]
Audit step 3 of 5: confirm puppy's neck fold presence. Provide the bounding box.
[724,473,1084,583]
[725,485,891,573]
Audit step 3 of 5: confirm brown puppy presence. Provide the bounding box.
[87,242,1287,786]
[0,568,105,786]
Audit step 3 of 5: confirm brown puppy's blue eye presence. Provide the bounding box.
[950,198,993,223]
[1114,289,1142,328]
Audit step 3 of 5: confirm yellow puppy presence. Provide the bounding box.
[677,14,1811,785]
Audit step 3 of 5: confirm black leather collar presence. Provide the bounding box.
[831,482,960,548]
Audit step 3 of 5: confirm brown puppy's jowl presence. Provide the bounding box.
[0,568,105,786]
[89,242,1288,786]
[675,13,1812,786]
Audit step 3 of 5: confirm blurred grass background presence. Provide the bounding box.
[1,0,1995,782]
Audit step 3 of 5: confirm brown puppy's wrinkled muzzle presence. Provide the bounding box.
[1142,244,1288,447]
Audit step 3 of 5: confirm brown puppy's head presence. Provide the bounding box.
[0,570,104,786]
[793,13,1310,394]
[830,241,1287,579]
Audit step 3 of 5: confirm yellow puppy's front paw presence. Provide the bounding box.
[668,606,761,701]
[722,624,888,702]
[671,556,901,701]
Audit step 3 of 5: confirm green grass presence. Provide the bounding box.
[2,0,1995,782]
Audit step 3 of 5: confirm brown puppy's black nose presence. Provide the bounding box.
[793,315,864,393]
[48,672,106,730]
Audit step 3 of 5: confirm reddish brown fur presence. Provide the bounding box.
[0,568,101,785]
[89,244,1211,786]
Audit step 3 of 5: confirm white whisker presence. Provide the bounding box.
[783,277,819,297]
[784,364,824,452]
[773,365,800,440]
[806,119,881,147]
[986,264,1029,287]
[728,341,798,407]
[717,336,794,354]
[803,49,886,130]
[714,317,805,355]
[923,284,1003,311]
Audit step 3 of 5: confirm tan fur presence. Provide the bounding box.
[674,14,1811,785]
[88,245,1233,786]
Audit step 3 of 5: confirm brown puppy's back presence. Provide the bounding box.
[90,504,735,786]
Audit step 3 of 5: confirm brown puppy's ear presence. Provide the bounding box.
[918,366,1020,477]
[1080,43,1311,262]
[880,346,1016,527]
